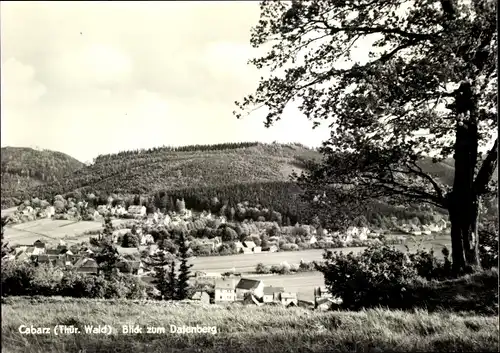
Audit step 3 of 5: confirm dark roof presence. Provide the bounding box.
[263,286,285,295]
[236,278,262,290]
[37,254,50,262]
[45,249,61,256]
[34,240,46,248]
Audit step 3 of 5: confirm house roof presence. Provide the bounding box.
[236,278,262,290]
[243,241,256,248]
[37,254,50,262]
[192,291,208,300]
[263,286,285,295]
[215,278,238,289]
[75,257,98,269]
[33,240,45,248]
[281,292,297,299]
[45,249,61,256]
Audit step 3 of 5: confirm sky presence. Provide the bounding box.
[1,1,332,163]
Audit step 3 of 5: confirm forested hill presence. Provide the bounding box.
[31,142,318,196]
[1,142,495,224]
[1,147,85,207]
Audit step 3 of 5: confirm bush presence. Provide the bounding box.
[407,247,453,280]
[255,263,270,274]
[479,222,499,270]
[1,260,36,296]
[280,243,299,251]
[121,232,140,248]
[317,245,419,310]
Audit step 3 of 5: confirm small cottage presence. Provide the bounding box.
[127,205,146,217]
[280,292,298,306]
[243,240,257,250]
[215,278,238,303]
[234,242,244,253]
[191,291,210,304]
[263,286,285,303]
[235,278,264,300]
[74,258,99,274]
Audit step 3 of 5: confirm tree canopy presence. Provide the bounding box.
[236,0,497,272]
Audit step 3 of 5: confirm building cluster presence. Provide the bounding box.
[4,240,148,276]
[213,277,299,307]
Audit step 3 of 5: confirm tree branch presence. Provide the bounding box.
[474,138,498,196]
[406,161,447,206]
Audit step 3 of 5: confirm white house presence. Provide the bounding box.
[140,234,155,245]
[243,240,257,250]
[97,205,110,215]
[263,286,284,303]
[280,292,298,306]
[267,245,278,253]
[308,235,317,244]
[45,206,55,218]
[242,248,253,254]
[253,246,262,253]
[215,278,238,303]
[115,205,128,217]
[163,214,171,226]
[235,278,265,300]
[127,205,146,217]
[234,242,245,253]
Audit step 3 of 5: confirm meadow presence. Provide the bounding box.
[1,296,498,353]
[4,219,129,246]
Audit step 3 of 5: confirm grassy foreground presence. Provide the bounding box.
[2,297,498,353]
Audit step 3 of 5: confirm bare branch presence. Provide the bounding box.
[474,138,498,196]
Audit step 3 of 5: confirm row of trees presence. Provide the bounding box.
[94,142,261,163]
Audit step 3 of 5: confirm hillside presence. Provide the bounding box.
[1,142,495,224]
[1,147,85,208]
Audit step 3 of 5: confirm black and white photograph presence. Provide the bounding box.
[1,1,498,352]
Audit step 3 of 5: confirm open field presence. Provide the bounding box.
[0,207,18,218]
[2,296,498,353]
[190,234,452,274]
[4,219,129,246]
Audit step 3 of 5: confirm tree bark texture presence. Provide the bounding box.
[449,81,482,274]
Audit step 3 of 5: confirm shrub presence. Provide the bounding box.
[407,247,453,280]
[298,260,316,272]
[121,232,140,248]
[30,264,62,296]
[280,243,299,251]
[479,222,499,270]
[316,245,418,310]
[1,260,36,296]
[255,263,270,274]
[269,265,282,274]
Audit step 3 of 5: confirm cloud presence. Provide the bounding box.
[48,44,133,89]
[0,2,332,162]
[1,58,47,106]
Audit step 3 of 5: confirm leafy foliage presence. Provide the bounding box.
[176,231,192,300]
[1,147,84,208]
[236,0,498,271]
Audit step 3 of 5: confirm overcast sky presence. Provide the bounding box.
[1,1,335,162]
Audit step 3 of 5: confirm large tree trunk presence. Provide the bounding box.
[448,81,481,274]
